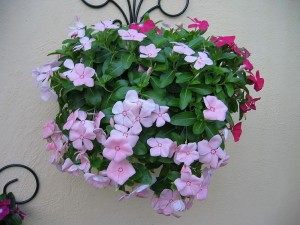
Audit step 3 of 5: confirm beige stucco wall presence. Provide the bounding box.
[0,0,299,224]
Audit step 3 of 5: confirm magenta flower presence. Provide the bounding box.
[210,36,235,47]
[198,135,226,168]
[174,166,202,196]
[107,160,136,185]
[103,136,133,162]
[0,199,11,220]
[147,138,173,157]
[242,59,254,71]
[188,17,209,31]
[240,94,261,113]
[69,122,96,150]
[68,17,85,38]
[74,36,95,51]
[68,63,95,87]
[174,143,199,166]
[231,122,242,142]
[110,124,139,147]
[249,70,264,92]
[172,42,195,56]
[184,52,213,70]
[84,172,111,189]
[129,19,156,33]
[139,44,161,58]
[151,105,171,127]
[118,29,147,42]
[203,95,228,121]
[94,20,118,31]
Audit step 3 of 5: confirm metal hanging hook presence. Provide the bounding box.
[81,0,190,26]
[0,164,39,205]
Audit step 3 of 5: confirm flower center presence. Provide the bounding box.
[158,143,162,147]
[122,111,127,116]
[80,135,84,139]
[158,113,162,117]
[80,75,84,79]
[115,146,120,151]
[186,181,192,186]
[135,116,140,121]
[118,167,123,172]
[186,151,190,155]
[210,107,215,112]
[211,149,217,155]
[123,132,128,137]
[169,199,174,203]
[81,120,85,124]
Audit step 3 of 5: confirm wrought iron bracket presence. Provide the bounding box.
[81,0,189,25]
[0,164,39,205]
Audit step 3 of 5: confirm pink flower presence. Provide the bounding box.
[139,44,161,58]
[124,90,143,108]
[196,167,213,201]
[174,166,202,196]
[0,199,10,220]
[249,70,264,92]
[210,36,235,47]
[174,143,199,166]
[240,94,261,113]
[220,128,229,141]
[103,136,133,162]
[147,138,173,157]
[151,105,171,127]
[188,17,209,31]
[231,122,242,142]
[198,135,226,168]
[43,120,59,138]
[119,184,152,201]
[93,111,107,144]
[69,122,96,150]
[107,160,136,185]
[32,64,60,85]
[40,82,58,101]
[94,20,118,31]
[184,52,213,70]
[129,19,156,33]
[46,136,68,164]
[110,124,139,147]
[118,29,147,42]
[74,36,95,51]
[61,158,81,176]
[68,17,85,38]
[217,154,230,168]
[112,101,135,127]
[62,59,75,78]
[84,172,111,189]
[151,189,181,216]
[203,95,228,121]
[76,151,91,172]
[172,42,195,56]
[68,63,95,87]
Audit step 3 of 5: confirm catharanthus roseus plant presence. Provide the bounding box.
[0,193,25,224]
[33,16,264,217]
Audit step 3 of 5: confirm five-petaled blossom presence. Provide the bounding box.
[188,17,209,31]
[129,19,156,33]
[139,44,161,58]
[74,37,95,51]
[110,124,139,147]
[203,96,228,121]
[68,17,85,38]
[69,122,96,150]
[118,29,147,42]
[107,160,136,185]
[103,136,133,162]
[198,135,226,168]
[151,105,171,127]
[147,138,173,157]
[249,70,264,92]
[240,94,261,113]
[174,166,203,196]
[67,63,95,87]
[174,143,199,166]
[94,20,118,31]
[172,42,195,56]
[210,36,235,47]
[185,52,213,70]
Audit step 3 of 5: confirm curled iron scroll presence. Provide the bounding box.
[81,0,189,26]
[0,164,39,205]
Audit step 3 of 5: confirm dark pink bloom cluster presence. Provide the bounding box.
[129,19,156,34]
[0,199,10,220]
[188,17,209,31]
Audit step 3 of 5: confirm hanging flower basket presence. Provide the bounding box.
[32,16,264,217]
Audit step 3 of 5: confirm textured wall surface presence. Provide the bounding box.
[0,0,300,225]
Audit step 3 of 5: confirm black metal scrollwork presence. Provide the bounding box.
[81,0,189,25]
[0,164,39,205]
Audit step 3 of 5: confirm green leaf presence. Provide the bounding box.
[167,171,180,181]
[143,89,167,105]
[226,111,234,126]
[121,54,135,69]
[105,61,125,77]
[85,87,102,107]
[193,120,206,134]
[113,86,139,100]
[204,123,219,139]
[179,88,192,110]
[171,111,197,126]
[188,36,205,49]
[159,71,175,88]
[189,85,213,95]
[205,74,213,84]
[175,72,194,84]
[225,83,234,97]
[219,52,237,60]
[67,91,86,110]
[158,157,173,163]
[133,141,148,156]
